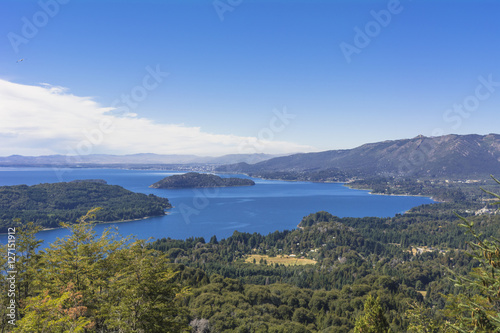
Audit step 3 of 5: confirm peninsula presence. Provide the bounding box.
[0,181,171,232]
[150,172,255,189]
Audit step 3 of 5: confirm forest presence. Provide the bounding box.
[1,178,499,332]
[0,180,171,233]
[150,172,256,189]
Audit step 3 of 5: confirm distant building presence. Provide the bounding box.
[475,206,497,215]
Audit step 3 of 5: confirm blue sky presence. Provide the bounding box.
[1,0,499,156]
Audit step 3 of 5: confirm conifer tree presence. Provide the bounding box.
[353,295,390,333]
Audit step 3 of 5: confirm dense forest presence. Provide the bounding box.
[1,180,499,332]
[346,176,500,203]
[151,172,256,189]
[0,180,171,233]
[146,206,499,331]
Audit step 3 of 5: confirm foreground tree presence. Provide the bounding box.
[103,240,189,332]
[13,285,90,333]
[12,208,189,332]
[405,301,450,333]
[446,177,500,332]
[353,295,390,333]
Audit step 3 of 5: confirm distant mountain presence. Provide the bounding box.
[0,153,280,167]
[150,172,255,189]
[216,134,500,179]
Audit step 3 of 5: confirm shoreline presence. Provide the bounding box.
[343,184,441,202]
[40,215,162,232]
[0,214,167,235]
[0,167,441,240]
[218,172,439,203]
[0,165,453,202]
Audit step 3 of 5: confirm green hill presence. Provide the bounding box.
[0,180,171,232]
[150,172,255,189]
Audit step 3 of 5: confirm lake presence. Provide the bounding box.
[0,167,434,246]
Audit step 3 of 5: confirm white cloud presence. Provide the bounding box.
[0,79,315,156]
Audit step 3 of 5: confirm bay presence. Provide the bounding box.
[0,167,434,246]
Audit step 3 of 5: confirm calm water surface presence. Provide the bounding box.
[0,167,434,246]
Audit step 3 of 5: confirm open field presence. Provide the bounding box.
[245,254,316,266]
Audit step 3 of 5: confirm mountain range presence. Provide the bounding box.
[216,134,500,179]
[0,153,279,167]
[2,134,499,180]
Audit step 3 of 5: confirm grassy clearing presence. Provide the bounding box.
[245,254,316,266]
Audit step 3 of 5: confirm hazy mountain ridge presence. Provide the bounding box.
[0,153,280,166]
[3,134,499,179]
[216,134,500,179]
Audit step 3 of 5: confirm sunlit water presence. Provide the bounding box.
[0,167,434,247]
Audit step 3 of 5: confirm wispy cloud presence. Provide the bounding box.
[0,79,315,156]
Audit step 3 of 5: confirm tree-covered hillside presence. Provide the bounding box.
[150,172,255,189]
[0,180,171,232]
[1,180,499,332]
[148,196,500,332]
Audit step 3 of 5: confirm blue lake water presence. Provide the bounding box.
[0,167,434,246]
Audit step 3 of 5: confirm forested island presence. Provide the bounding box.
[0,180,171,232]
[150,172,255,189]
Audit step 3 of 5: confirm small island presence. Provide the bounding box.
[150,172,256,189]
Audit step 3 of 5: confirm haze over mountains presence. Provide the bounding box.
[0,153,279,167]
[2,134,499,179]
[217,134,500,179]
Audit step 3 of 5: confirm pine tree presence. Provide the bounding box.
[353,295,390,333]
